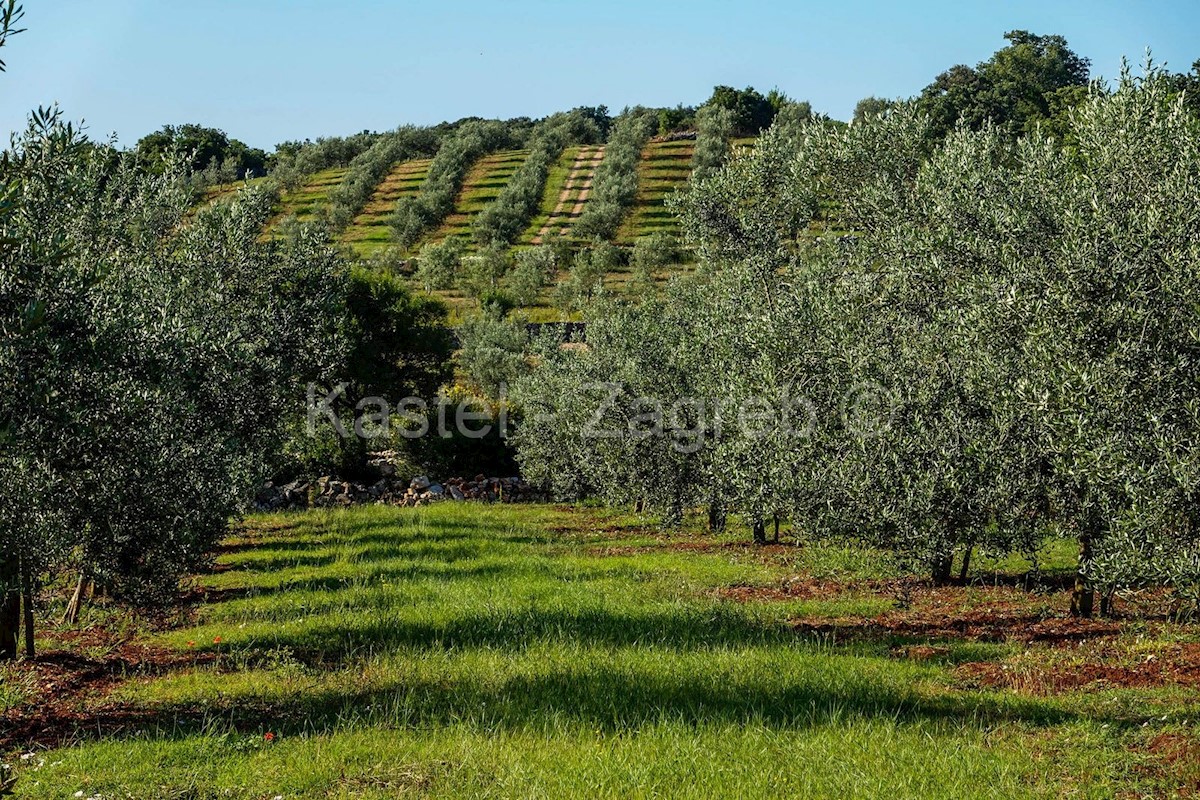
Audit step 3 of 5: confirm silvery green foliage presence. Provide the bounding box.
[574,111,656,241]
[527,67,1200,605]
[458,307,530,399]
[507,245,557,308]
[513,287,719,522]
[326,127,438,230]
[415,236,465,292]
[390,120,511,249]
[553,241,616,315]
[1018,67,1200,596]
[810,109,1052,574]
[689,104,735,183]
[0,110,343,608]
[460,241,511,300]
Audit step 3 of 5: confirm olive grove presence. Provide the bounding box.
[515,68,1200,616]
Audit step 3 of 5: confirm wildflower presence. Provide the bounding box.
[186,641,195,648]
[213,636,222,644]
[264,732,275,742]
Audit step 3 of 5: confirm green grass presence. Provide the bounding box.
[616,138,695,247]
[272,167,350,225]
[341,157,433,257]
[522,144,604,245]
[519,145,584,246]
[13,503,1196,798]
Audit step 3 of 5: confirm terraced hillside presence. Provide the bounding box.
[525,145,605,243]
[422,149,530,249]
[272,166,348,224]
[341,157,432,257]
[616,137,695,245]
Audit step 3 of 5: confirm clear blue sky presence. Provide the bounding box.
[2,0,1197,151]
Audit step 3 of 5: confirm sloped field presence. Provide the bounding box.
[423,149,530,249]
[616,138,695,245]
[341,157,433,257]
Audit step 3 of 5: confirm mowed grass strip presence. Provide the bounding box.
[616,138,695,246]
[528,144,604,243]
[422,149,529,250]
[271,166,349,225]
[520,145,582,245]
[341,157,433,257]
[15,502,1196,798]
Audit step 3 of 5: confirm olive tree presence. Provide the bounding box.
[0,109,343,658]
[1018,68,1200,615]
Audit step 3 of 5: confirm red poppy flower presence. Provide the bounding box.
[264,732,275,742]
[213,636,222,644]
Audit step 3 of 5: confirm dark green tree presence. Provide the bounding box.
[918,31,1091,139]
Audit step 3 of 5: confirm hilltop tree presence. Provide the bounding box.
[705,85,777,136]
[853,96,897,124]
[136,123,267,180]
[918,30,1091,139]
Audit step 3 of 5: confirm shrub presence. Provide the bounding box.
[507,245,558,307]
[415,236,466,292]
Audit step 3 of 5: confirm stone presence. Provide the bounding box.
[448,485,465,501]
[410,475,431,491]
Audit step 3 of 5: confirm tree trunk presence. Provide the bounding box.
[63,573,90,625]
[0,561,18,662]
[20,566,33,659]
[707,500,726,533]
[752,517,767,546]
[772,515,780,544]
[1071,532,1095,618]
[931,553,954,586]
[958,546,973,586]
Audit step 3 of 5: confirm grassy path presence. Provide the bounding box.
[528,145,604,243]
[5,504,1199,797]
[341,157,433,257]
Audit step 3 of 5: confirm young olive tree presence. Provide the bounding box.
[507,245,557,308]
[689,104,735,182]
[415,236,465,292]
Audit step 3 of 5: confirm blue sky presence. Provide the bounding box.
[2,0,1196,150]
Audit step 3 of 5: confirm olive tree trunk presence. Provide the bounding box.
[1071,531,1095,618]
[752,516,767,546]
[0,559,19,661]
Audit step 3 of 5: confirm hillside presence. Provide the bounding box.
[204,131,734,318]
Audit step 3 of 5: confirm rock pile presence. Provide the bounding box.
[254,473,537,512]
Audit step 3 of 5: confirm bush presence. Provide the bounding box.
[689,104,734,182]
[460,242,511,300]
[458,307,531,399]
[507,245,558,307]
[415,236,466,292]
